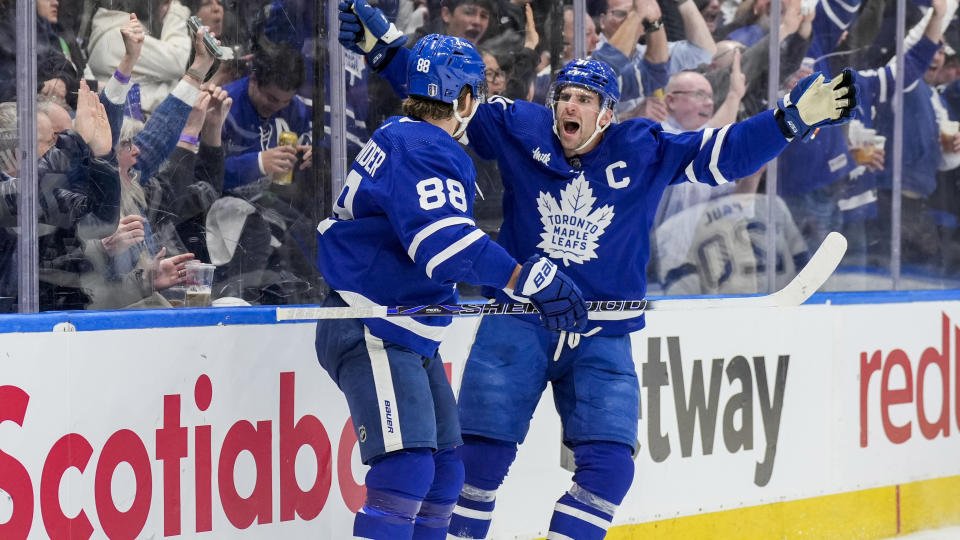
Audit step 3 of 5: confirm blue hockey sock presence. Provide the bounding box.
[355,448,434,540]
[548,489,616,540]
[548,441,634,540]
[413,448,464,539]
[448,436,518,539]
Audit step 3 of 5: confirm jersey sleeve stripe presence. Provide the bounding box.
[408,216,477,261]
[685,127,715,183]
[708,124,731,185]
[317,217,336,235]
[425,228,487,279]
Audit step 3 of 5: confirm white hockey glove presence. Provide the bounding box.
[338,0,407,69]
[513,256,589,332]
[776,68,860,140]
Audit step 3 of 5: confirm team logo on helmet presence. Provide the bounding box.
[408,34,487,104]
[548,58,620,110]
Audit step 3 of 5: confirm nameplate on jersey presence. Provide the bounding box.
[356,139,386,176]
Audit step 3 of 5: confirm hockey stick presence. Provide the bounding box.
[275,232,846,321]
[277,299,648,321]
[643,231,847,311]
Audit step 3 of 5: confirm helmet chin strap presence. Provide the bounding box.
[571,107,611,153]
[452,98,479,139]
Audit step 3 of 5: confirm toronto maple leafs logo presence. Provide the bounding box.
[536,174,614,266]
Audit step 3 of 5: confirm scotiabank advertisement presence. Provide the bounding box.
[0,300,959,539]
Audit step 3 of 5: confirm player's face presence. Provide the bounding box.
[554,86,610,154]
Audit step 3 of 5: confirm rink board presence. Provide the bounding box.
[0,294,959,538]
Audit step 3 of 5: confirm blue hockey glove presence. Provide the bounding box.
[514,256,588,332]
[776,68,859,139]
[337,0,407,69]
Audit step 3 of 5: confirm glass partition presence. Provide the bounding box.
[4,0,959,312]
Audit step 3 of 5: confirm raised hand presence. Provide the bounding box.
[513,255,588,332]
[151,247,196,290]
[119,13,145,66]
[182,91,211,139]
[777,68,859,139]
[0,147,19,176]
[101,215,146,256]
[202,84,232,131]
[201,84,233,146]
[728,48,746,100]
[524,4,540,50]
[74,80,112,156]
[187,26,219,82]
[338,0,407,69]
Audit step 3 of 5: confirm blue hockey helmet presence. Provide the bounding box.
[548,58,620,152]
[408,34,488,105]
[547,58,620,111]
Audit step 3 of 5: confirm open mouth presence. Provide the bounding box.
[562,120,580,136]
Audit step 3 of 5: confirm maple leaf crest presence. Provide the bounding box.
[536,174,615,266]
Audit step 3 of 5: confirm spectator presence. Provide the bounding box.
[214,40,322,304]
[591,0,669,114]
[702,0,811,118]
[696,0,723,34]
[654,67,744,226]
[86,0,194,113]
[599,0,716,74]
[415,0,496,44]
[481,49,508,95]
[220,40,310,193]
[0,86,120,311]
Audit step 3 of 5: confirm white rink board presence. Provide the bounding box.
[0,300,959,539]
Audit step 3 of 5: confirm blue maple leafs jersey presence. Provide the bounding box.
[465,97,790,335]
[316,116,518,357]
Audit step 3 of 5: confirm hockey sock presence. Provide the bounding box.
[548,441,634,540]
[355,448,434,540]
[448,435,518,539]
[413,448,465,539]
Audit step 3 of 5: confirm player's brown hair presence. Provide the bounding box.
[401,86,474,122]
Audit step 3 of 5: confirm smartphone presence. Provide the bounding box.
[186,15,226,60]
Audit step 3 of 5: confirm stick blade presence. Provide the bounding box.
[646,231,847,311]
[768,231,846,307]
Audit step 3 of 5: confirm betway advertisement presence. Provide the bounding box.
[0,300,958,539]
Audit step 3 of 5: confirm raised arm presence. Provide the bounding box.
[676,0,717,57]
[101,14,145,148]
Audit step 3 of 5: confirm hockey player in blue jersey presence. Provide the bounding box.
[340,3,859,538]
[314,33,588,540]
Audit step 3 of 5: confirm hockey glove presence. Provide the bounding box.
[514,255,589,332]
[776,68,860,140]
[338,0,407,70]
